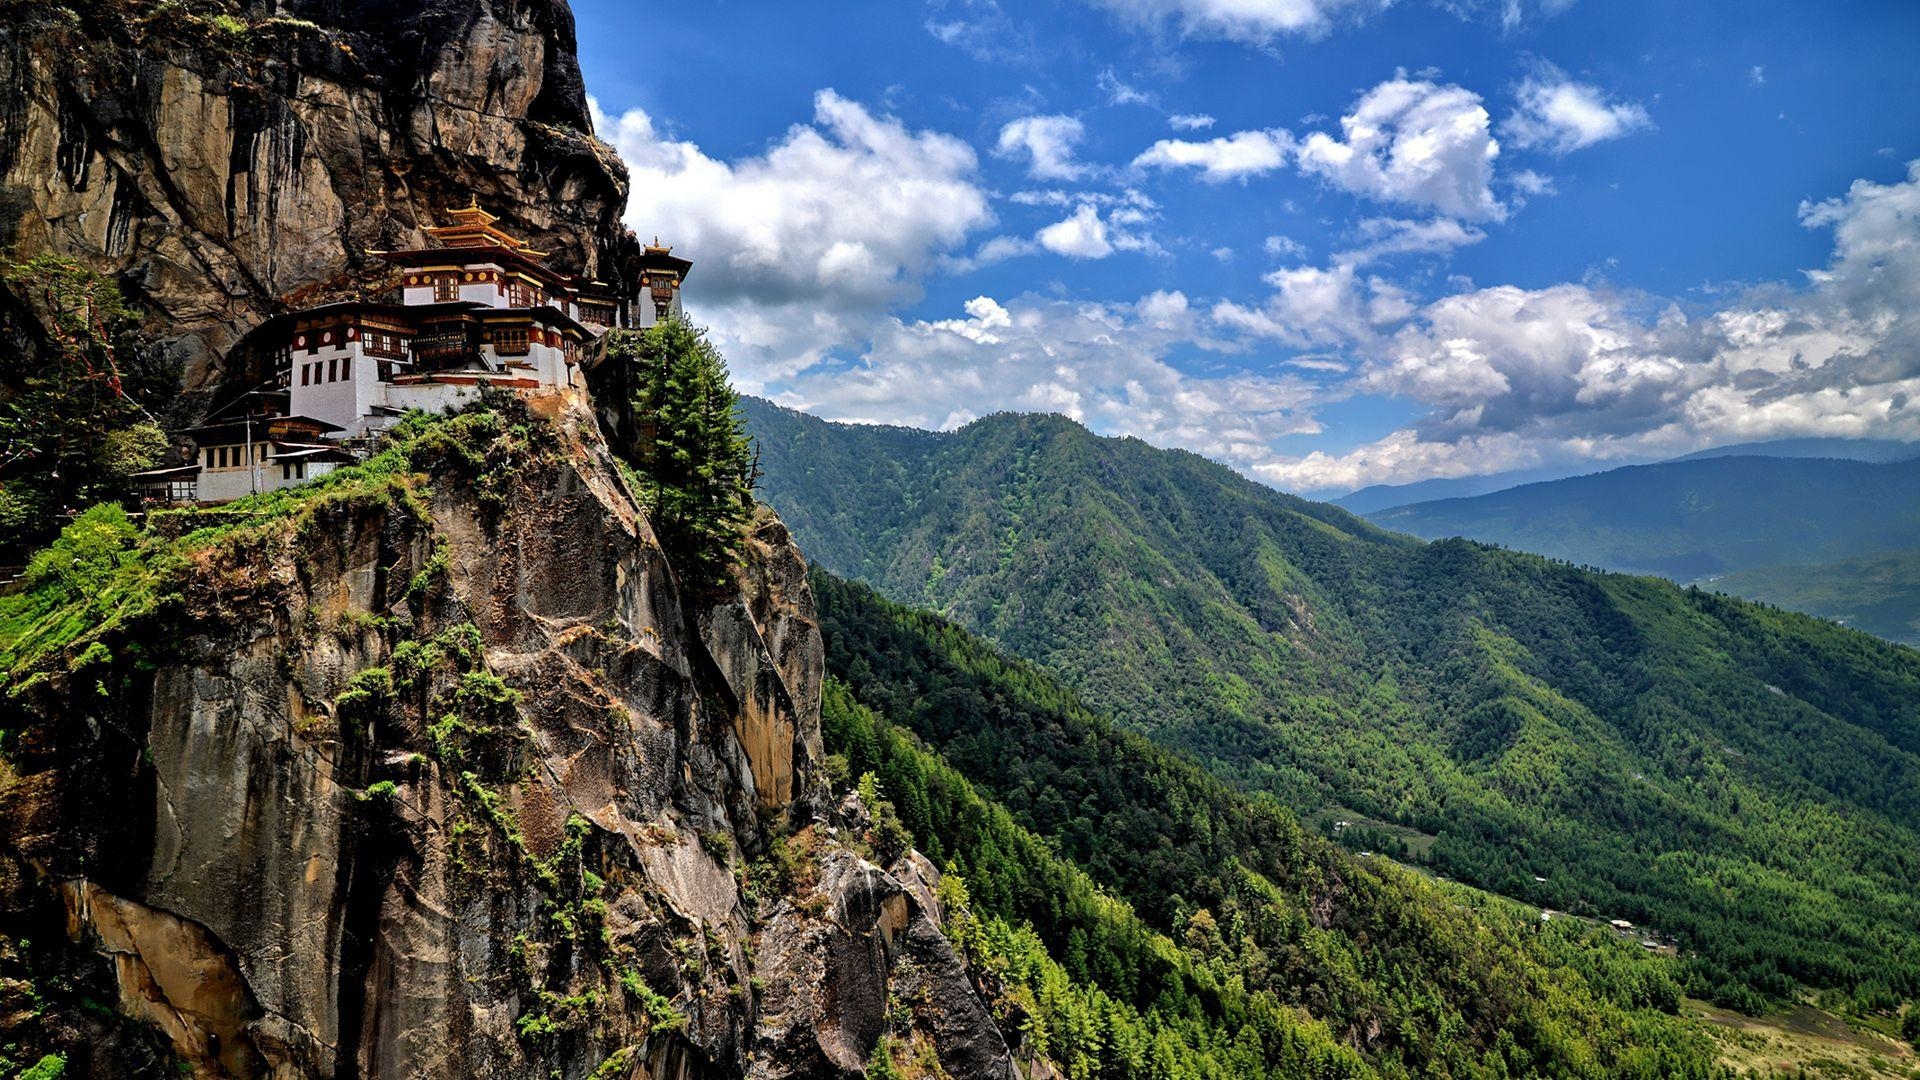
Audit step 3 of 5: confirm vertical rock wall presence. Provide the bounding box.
[0,0,640,395]
[0,4,1023,1074]
[0,394,1019,1079]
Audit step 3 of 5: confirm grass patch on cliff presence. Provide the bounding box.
[0,407,511,700]
[0,503,176,691]
[14,0,333,65]
[16,1053,66,1080]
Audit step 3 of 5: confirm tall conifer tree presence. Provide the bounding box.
[608,319,755,590]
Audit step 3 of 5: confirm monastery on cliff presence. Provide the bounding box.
[136,204,689,504]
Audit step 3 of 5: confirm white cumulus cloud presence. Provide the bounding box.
[1264,234,1310,259]
[1212,264,1414,347]
[1249,162,1920,491]
[1085,0,1577,46]
[1502,71,1652,154]
[1132,128,1294,182]
[595,88,1919,500]
[1083,0,1386,44]
[965,190,1160,265]
[1367,283,1686,434]
[1335,216,1488,265]
[1038,203,1116,258]
[997,115,1093,181]
[1798,160,1920,318]
[776,291,1328,466]
[1099,67,1157,107]
[593,90,993,382]
[1296,76,1506,221]
[1252,429,1539,493]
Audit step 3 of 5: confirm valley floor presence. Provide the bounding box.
[1691,999,1918,1079]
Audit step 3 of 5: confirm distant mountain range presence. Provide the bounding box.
[741,397,1920,1010]
[1330,466,1581,515]
[1666,437,1920,465]
[1351,440,1920,647]
[1332,437,1919,515]
[1365,455,1920,580]
[1714,549,1920,645]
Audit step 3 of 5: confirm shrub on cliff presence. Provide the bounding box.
[604,320,756,591]
[0,255,175,552]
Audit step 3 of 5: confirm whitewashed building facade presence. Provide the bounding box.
[153,205,690,504]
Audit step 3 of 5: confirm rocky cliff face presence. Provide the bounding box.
[0,3,1023,1074]
[0,0,639,396]
[0,392,1020,1078]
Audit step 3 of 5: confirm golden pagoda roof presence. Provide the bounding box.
[639,236,693,278]
[425,199,551,259]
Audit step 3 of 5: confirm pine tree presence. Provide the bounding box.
[1,255,173,549]
[607,318,755,590]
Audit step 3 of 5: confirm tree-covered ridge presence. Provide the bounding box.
[743,398,1920,1013]
[815,571,1726,1078]
[602,320,757,590]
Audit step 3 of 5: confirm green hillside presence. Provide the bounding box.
[1364,455,1920,581]
[1713,549,1920,646]
[814,571,1725,1078]
[742,398,1920,1012]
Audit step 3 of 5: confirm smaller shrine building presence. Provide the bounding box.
[182,391,356,504]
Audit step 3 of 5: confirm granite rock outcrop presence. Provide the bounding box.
[0,392,1022,1078]
[0,2,1024,1074]
[0,0,639,399]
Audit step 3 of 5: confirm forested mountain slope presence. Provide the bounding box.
[742,397,1920,1011]
[1364,455,1920,580]
[812,572,1726,1079]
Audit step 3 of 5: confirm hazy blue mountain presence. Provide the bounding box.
[1713,548,1920,645]
[1667,437,1920,465]
[1365,455,1920,580]
[1334,437,1918,514]
[1330,465,1586,514]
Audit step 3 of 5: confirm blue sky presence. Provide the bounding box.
[573,0,1920,494]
